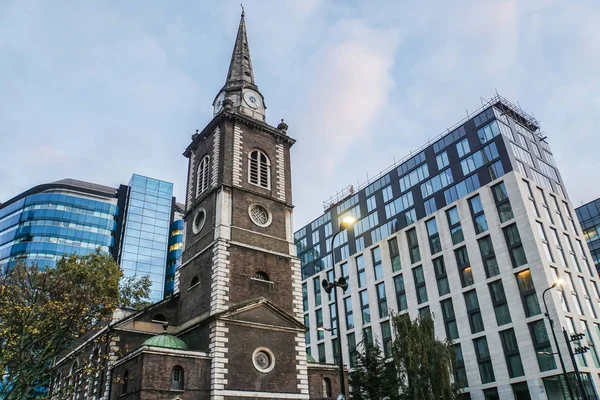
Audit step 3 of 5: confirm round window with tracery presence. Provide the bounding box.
[252,347,275,373]
[192,208,206,234]
[248,203,272,227]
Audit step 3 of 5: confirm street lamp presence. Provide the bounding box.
[320,215,356,400]
[542,278,574,400]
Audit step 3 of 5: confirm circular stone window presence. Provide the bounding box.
[192,208,206,234]
[248,203,272,227]
[252,347,275,373]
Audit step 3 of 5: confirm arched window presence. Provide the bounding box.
[122,370,128,394]
[253,271,270,282]
[322,377,332,398]
[190,276,199,288]
[171,366,184,390]
[196,155,210,197]
[248,150,270,189]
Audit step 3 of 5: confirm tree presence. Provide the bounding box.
[0,251,151,400]
[391,313,461,400]
[349,336,400,400]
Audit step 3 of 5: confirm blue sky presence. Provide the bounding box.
[1,0,600,228]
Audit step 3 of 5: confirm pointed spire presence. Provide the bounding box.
[225,9,255,88]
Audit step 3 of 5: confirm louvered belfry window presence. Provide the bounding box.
[196,155,210,197]
[249,150,270,189]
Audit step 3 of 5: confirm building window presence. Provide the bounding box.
[196,155,210,197]
[488,160,505,180]
[359,290,370,324]
[426,218,442,254]
[399,163,430,192]
[456,138,471,158]
[503,223,527,268]
[550,195,567,230]
[372,247,383,281]
[356,255,366,288]
[190,276,200,289]
[516,269,541,317]
[406,228,421,264]
[363,326,374,348]
[302,283,308,312]
[376,283,388,318]
[455,246,473,287]
[468,195,488,234]
[453,344,468,388]
[316,309,324,340]
[478,236,500,278]
[344,296,354,330]
[491,182,514,222]
[382,185,394,202]
[441,298,459,340]
[348,332,357,368]
[313,276,321,307]
[413,266,428,304]
[464,289,484,334]
[332,338,339,364]
[536,222,555,263]
[329,303,338,336]
[248,149,270,189]
[418,306,430,318]
[326,269,335,302]
[446,207,464,245]
[318,343,326,363]
[436,151,449,169]
[322,378,332,398]
[253,271,270,282]
[538,188,554,223]
[564,234,581,273]
[433,257,450,296]
[388,237,401,272]
[488,279,511,325]
[366,195,377,212]
[381,320,393,358]
[474,336,495,384]
[565,272,584,316]
[500,329,525,378]
[424,197,437,215]
[304,314,310,344]
[171,366,184,390]
[529,319,557,371]
[394,275,407,311]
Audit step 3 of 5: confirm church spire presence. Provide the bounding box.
[225,9,256,89]
[213,9,266,121]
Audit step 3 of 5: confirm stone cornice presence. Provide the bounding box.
[183,112,295,158]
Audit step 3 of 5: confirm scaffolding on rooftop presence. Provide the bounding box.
[321,92,546,212]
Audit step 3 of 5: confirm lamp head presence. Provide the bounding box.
[552,278,565,288]
[340,215,356,230]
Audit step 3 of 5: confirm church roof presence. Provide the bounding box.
[224,9,256,90]
[142,333,189,350]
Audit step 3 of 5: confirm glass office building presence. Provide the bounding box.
[165,204,184,297]
[576,198,600,273]
[296,95,600,399]
[1,175,181,301]
[0,179,118,271]
[118,174,174,301]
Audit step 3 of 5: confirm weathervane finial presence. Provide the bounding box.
[241,3,245,18]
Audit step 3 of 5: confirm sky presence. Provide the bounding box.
[1,0,600,229]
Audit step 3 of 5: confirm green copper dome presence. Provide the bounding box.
[306,353,317,363]
[143,333,188,350]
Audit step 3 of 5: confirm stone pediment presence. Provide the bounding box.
[218,298,306,331]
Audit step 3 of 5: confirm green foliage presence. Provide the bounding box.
[350,313,461,400]
[349,336,400,400]
[0,251,151,400]
[392,313,461,400]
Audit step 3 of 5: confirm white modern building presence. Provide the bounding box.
[296,95,600,399]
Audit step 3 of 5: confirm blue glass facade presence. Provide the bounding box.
[0,192,117,270]
[576,198,600,273]
[118,174,173,301]
[165,218,184,297]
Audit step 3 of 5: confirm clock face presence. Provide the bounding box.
[243,90,261,109]
[214,92,225,114]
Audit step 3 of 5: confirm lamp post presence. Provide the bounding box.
[321,216,356,400]
[542,279,574,400]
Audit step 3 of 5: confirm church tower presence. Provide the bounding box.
[178,11,309,399]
